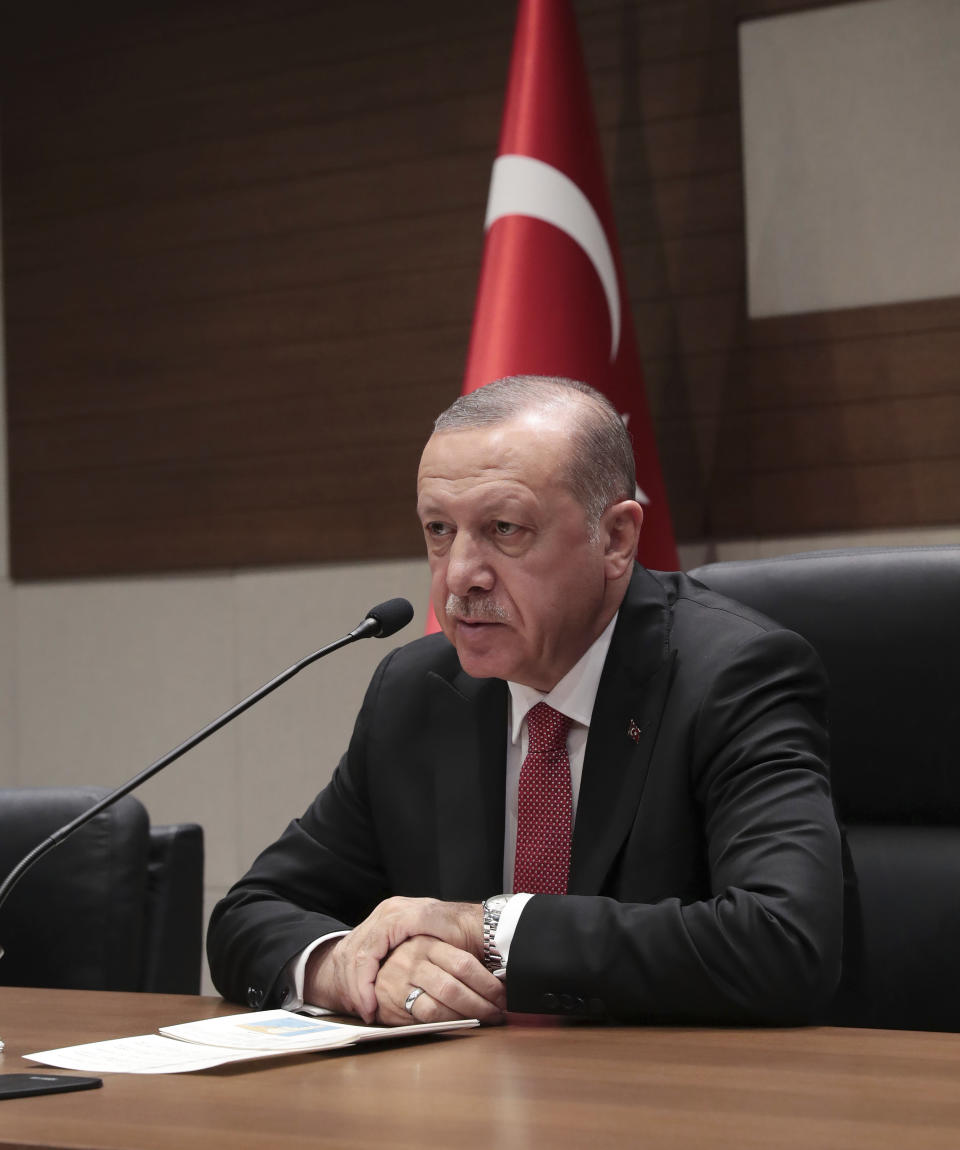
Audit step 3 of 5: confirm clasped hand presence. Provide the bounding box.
[304,896,506,1025]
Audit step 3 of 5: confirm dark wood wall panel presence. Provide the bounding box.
[608,0,960,541]
[2,0,957,579]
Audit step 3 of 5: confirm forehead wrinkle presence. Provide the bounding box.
[418,446,533,481]
[417,478,540,521]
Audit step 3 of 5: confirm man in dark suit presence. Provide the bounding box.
[208,376,843,1026]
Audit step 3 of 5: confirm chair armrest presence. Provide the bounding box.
[141,823,204,994]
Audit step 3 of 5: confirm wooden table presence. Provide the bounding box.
[2,987,960,1149]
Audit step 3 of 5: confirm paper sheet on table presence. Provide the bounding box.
[25,1009,479,1074]
[24,1034,257,1074]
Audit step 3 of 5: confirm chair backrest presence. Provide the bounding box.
[0,786,203,993]
[689,546,960,1031]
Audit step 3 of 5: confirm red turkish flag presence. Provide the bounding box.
[426,0,678,632]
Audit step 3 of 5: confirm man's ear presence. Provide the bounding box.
[601,500,643,578]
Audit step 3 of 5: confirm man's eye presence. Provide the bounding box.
[494,521,519,536]
[426,522,451,537]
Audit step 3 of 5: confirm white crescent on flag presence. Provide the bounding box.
[484,153,621,362]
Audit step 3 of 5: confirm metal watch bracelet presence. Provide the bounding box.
[482,893,511,974]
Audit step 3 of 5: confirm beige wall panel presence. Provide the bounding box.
[0,588,17,789]
[232,560,429,865]
[12,577,239,889]
[742,0,960,317]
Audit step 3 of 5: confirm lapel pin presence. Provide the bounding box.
[627,719,642,743]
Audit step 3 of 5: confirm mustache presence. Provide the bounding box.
[445,594,509,622]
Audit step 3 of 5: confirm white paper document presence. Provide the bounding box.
[25,1009,479,1074]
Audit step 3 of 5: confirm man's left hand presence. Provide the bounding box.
[373,935,506,1025]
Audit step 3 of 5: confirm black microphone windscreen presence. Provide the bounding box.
[365,598,414,638]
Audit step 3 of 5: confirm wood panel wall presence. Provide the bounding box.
[2,0,957,579]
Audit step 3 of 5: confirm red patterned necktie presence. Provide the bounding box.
[513,701,574,895]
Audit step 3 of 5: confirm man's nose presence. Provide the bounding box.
[445,532,494,596]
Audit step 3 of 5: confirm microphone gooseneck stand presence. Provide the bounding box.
[0,596,414,1083]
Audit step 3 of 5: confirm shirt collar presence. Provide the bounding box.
[507,612,619,744]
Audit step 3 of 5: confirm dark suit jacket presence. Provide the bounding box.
[208,566,843,1023]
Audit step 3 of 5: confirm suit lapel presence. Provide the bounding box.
[569,567,676,894]
[428,669,507,900]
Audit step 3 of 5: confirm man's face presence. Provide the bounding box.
[416,413,613,691]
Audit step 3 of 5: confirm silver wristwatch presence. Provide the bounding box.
[482,893,511,974]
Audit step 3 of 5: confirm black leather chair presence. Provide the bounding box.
[0,786,204,994]
[689,546,960,1031]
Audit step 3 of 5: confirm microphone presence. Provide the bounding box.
[0,598,414,953]
[348,597,414,640]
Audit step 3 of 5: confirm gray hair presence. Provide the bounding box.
[432,375,636,530]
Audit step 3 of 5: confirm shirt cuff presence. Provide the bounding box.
[493,892,533,971]
[281,930,349,1011]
